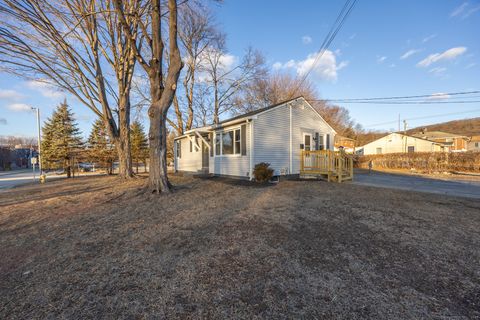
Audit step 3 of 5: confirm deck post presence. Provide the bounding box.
[338,158,343,183]
[300,150,304,174]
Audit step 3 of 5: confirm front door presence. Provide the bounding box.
[304,134,312,151]
[202,140,209,169]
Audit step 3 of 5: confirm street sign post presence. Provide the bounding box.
[31,156,38,181]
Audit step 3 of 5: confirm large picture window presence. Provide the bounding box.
[222,131,234,154]
[215,128,241,156]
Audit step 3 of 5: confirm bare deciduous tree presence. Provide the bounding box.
[201,39,267,125]
[234,71,358,138]
[233,71,318,114]
[114,0,183,193]
[0,0,138,178]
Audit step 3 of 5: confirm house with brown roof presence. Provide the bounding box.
[412,130,468,152]
[467,135,480,152]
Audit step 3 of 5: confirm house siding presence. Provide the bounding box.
[175,136,203,172]
[291,104,335,173]
[253,104,291,175]
[467,136,480,151]
[253,101,335,175]
[361,133,444,155]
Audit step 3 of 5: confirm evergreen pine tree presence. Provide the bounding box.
[87,119,116,174]
[130,121,148,173]
[41,100,83,177]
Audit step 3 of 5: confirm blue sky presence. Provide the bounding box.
[1,0,479,137]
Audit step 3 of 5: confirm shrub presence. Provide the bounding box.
[253,162,274,182]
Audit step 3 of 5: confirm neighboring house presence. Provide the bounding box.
[467,135,480,152]
[174,97,336,179]
[334,135,355,153]
[0,145,36,170]
[12,145,33,168]
[0,146,13,171]
[356,132,448,155]
[411,130,468,152]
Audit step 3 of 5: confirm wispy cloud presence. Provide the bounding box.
[0,118,7,125]
[450,2,480,19]
[7,103,32,112]
[349,33,357,40]
[26,80,63,98]
[273,50,348,82]
[377,56,387,64]
[338,60,349,70]
[0,89,23,100]
[428,67,448,78]
[400,49,422,60]
[422,34,437,43]
[465,62,477,69]
[417,47,467,67]
[302,35,312,45]
[451,2,469,17]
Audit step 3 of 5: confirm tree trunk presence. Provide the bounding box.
[148,103,171,193]
[66,158,71,178]
[105,95,134,179]
[115,137,133,178]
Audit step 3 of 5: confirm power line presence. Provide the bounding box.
[314,90,480,102]
[325,100,480,104]
[291,0,358,97]
[364,108,480,128]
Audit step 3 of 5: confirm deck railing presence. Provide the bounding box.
[300,150,353,182]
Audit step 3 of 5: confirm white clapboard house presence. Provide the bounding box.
[356,132,449,155]
[173,97,337,179]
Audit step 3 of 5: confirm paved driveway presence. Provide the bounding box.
[353,169,480,199]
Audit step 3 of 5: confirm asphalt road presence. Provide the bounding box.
[0,169,64,190]
[353,169,480,199]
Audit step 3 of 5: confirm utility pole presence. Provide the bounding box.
[31,107,42,174]
[403,120,408,153]
[398,114,401,132]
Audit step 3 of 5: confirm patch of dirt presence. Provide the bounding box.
[0,174,479,319]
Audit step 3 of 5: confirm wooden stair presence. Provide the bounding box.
[300,150,353,182]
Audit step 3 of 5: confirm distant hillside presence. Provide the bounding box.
[407,117,480,136]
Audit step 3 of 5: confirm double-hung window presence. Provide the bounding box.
[215,128,241,156]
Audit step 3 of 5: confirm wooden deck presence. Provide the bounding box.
[300,150,353,182]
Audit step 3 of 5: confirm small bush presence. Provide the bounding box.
[253,162,274,182]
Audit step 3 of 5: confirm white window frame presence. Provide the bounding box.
[214,127,242,157]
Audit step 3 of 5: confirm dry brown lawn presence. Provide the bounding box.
[0,174,479,319]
